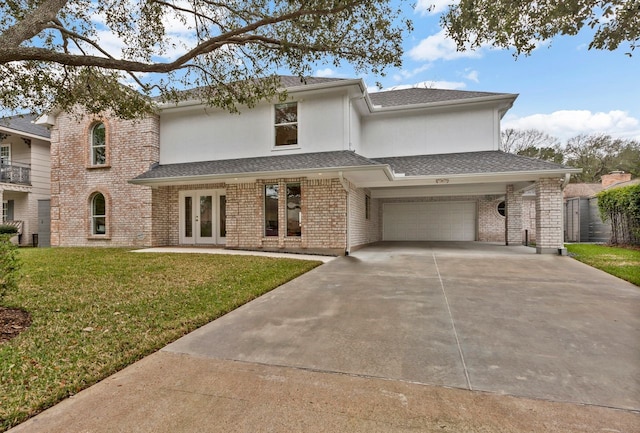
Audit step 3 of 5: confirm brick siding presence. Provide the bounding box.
[535,178,564,253]
[50,111,159,247]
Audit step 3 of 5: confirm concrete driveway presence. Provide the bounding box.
[10,242,640,432]
[166,241,640,411]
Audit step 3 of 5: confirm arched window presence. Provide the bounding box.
[91,122,106,165]
[497,201,506,217]
[91,193,106,235]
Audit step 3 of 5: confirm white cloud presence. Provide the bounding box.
[415,0,459,15]
[408,29,484,62]
[503,110,640,142]
[316,68,337,78]
[392,64,432,82]
[463,69,479,83]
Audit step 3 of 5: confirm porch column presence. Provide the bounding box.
[505,184,523,245]
[0,188,3,221]
[535,178,565,254]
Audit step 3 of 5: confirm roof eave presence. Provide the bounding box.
[129,163,392,186]
[0,125,51,141]
[369,93,519,114]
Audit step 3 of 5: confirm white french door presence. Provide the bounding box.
[179,190,226,245]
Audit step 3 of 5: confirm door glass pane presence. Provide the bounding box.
[265,184,279,236]
[219,195,226,238]
[200,195,212,237]
[184,196,192,238]
[287,183,301,236]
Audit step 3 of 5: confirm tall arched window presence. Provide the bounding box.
[91,193,106,235]
[91,122,106,165]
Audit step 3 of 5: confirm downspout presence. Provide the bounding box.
[561,172,571,190]
[338,171,350,255]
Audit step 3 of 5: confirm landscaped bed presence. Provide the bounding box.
[566,244,640,287]
[0,248,321,431]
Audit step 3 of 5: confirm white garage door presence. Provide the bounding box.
[383,202,476,241]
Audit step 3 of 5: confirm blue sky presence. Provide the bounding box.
[314,1,640,143]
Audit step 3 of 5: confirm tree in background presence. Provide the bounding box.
[441,0,638,56]
[0,0,411,118]
[564,134,640,182]
[500,128,640,183]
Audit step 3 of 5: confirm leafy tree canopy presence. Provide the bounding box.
[441,0,639,56]
[501,128,640,183]
[0,0,411,118]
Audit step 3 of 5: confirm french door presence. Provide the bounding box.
[179,190,226,245]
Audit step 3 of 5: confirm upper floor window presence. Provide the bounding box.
[91,122,107,166]
[274,102,298,147]
[0,144,10,165]
[91,193,107,235]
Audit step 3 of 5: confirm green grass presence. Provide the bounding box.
[566,244,640,286]
[0,248,321,431]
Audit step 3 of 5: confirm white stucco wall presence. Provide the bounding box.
[160,92,348,164]
[360,106,500,158]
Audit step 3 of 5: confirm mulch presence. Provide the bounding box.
[0,306,32,343]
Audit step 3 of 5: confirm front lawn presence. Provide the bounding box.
[0,248,321,431]
[566,244,640,286]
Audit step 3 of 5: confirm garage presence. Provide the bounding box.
[382,201,476,241]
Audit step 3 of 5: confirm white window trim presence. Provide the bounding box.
[90,123,107,166]
[272,102,301,151]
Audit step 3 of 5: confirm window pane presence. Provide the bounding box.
[92,123,106,165]
[275,124,298,146]
[287,183,301,237]
[275,103,297,124]
[92,193,106,235]
[219,195,226,238]
[274,103,297,146]
[93,217,106,235]
[184,196,192,238]
[265,184,279,236]
[200,195,212,237]
[93,193,105,216]
[93,145,106,165]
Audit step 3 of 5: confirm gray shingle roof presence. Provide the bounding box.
[0,114,51,139]
[134,150,573,182]
[278,76,346,88]
[374,151,571,176]
[134,151,381,180]
[369,88,511,107]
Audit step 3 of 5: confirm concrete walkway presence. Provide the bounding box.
[9,242,640,432]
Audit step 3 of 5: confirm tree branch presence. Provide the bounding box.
[0,0,69,47]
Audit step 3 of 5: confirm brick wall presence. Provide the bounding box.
[535,178,564,253]
[506,184,523,245]
[51,111,159,247]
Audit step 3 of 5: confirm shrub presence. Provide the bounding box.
[597,184,640,245]
[0,232,21,300]
[0,224,19,235]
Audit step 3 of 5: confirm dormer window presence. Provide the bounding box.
[91,122,106,165]
[274,102,298,147]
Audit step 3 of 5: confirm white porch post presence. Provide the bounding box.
[506,184,523,245]
[535,178,565,254]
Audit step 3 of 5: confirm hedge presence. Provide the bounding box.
[597,183,640,245]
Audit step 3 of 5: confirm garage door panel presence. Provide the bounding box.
[383,202,476,241]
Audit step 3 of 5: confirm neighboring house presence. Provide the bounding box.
[39,76,580,254]
[564,171,637,243]
[0,114,51,246]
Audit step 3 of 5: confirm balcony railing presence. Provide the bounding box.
[0,162,31,185]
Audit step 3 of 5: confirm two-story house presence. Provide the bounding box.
[0,114,51,246]
[40,76,579,254]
